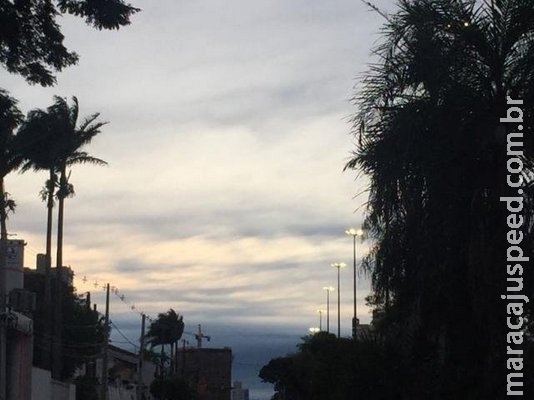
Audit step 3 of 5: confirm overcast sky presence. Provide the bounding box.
[3,1,393,398]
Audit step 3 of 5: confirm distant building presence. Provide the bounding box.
[175,347,232,400]
[231,380,249,400]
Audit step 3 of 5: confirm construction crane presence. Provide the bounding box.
[194,324,210,348]
[182,324,212,348]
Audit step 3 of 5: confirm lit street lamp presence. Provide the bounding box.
[345,228,364,338]
[322,286,335,333]
[331,262,346,338]
[309,327,320,335]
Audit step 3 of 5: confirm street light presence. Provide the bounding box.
[316,309,325,331]
[345,228,364,338]
[331,262,346,338]
[309,327,320,335]
[322,286,335,333]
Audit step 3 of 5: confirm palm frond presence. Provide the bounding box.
[64,153,108,167]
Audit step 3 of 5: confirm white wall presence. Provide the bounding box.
[108,385,136,400]
[31,367,75,400]
[31,368,51,400]
[51,379,76,400]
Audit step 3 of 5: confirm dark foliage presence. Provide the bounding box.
[0,0,140,86]
[150,374,196,400]
[0,89,23,239]
[16,96,107,175]
[260,332,395,400]
[147,309,185,348]
[24,271,105,379]
[344,0,534,398]
[73,375,99,400]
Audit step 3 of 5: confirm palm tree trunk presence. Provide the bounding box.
[171,342,175,374]
[46,169,55,269]
[0,176,6,399]
[0,177,7,241]
[52,166,67,380]
[46,168,56,372]
[56,166,66,269]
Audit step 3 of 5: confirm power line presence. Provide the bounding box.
[110,320,138,351]
[71,271,156,323]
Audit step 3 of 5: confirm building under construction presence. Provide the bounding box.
[175,346,232,400]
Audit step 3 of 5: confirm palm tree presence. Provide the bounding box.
[147,309,185,376]
[345,1,533,398]
[0,90,23,240]
[16,96,107,379]
[48,97,108,269]
[17,96,107,269]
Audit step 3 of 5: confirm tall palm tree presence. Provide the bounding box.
[0,90,23,240]
[16,96,107,379]
[48,96,108,269]
[17,96,107,269]
[346,1,533,398]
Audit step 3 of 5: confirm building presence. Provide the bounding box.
[1,240,78,400]
[175,347,232,400]
[34,253,74,285]
[0,240,33,400]
[90,344,156,400]
[231,381,249,400]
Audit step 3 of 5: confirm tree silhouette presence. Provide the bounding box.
[345,0,534,398]
[24,271,105,380]
[150,375,195,400]
[16,95,107,378]
[147,309,185,376]
[260,332,394,400]
[0,0,139,86]
[0,90,23,240]
[17,95,107,270]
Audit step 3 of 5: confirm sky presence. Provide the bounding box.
[2,1,394,398]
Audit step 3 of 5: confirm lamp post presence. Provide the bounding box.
[345,228,364,338]
[309,327,320,335]
[322,286,335,333]
[317,309,325,331]
[331,262,346,338]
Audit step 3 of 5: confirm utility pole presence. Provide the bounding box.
[100,283,110,400]
[0,239,7,400]
[136,313,145,400]
[0,291,6,400]
[52,264,64,380]
[181,339,187,376]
